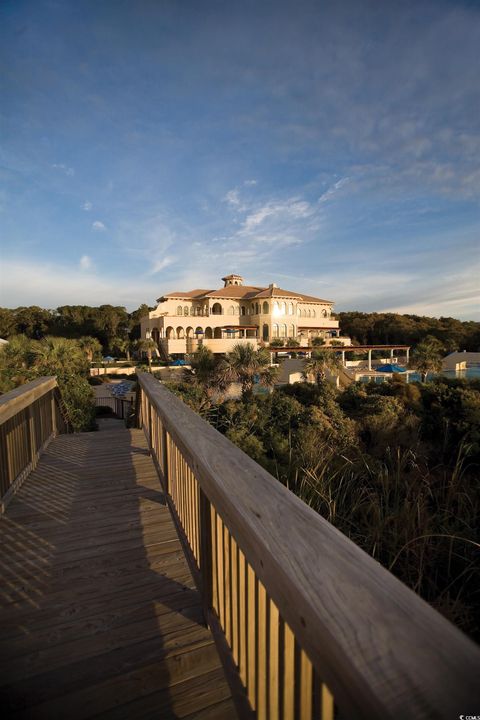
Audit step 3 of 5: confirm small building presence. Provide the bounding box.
[141,274,347,357]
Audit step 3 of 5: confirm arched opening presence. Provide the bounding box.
[289,302,294,315]
[195,326,204,339]
[280,302,286,315]
[204,327,213,339]
[176,327,185,339]
[263,302,269,314]
[273,324,279,338]
[151,328,160,346]
[214,327,222,339]
[240,306,246,316]
[289,324,295,338]
[228,306,235,316]
[186,326,194,338]
[273,301,279,315]
[263,324,269,341]
[184,306,189,316]
[312,310,316,318]
[166,326,175,339]
[177,306,183,316]
[322,309,327,317]
[212,303,223,315]
[280,324,287,338]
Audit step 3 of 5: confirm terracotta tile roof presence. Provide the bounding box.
[204,285,265,299]
[161,289,214,299]
[158,281,333,304]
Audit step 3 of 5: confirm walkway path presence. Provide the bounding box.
[0,425,235,719]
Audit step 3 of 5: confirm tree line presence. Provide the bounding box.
[1,305,479,354]
[338,311,480,351]
[0,304,152,353]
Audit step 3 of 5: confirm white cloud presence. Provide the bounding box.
[83,201,92,211]
[224,189,242,207]
[318,177,350,204]
[244,179,257,186]
[52,163,75,177]
[79,255,92,270]
[92,220,106,231]
[148,256,176,275]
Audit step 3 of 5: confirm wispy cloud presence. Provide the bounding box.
[318,177,350,204]
[244,179,257,186]
[83,201,92,211]
[92,220,106,231]
[52,163,74,177]
[223,189,243,207]
[148,256,175,275]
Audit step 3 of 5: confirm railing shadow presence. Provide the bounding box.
[0,423,228,718]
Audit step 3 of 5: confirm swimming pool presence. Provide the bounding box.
[359,367,480,384]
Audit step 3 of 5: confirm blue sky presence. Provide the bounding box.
[1,0,479,319]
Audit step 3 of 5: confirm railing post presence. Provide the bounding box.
[28,404,37,470]
[199,488,213,614]
[50,391,57,437]
[162,425,170,493]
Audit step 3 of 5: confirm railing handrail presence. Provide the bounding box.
[0,376,57,425]
[137,371,480,720]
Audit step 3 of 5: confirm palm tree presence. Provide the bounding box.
[221,343,277,401]
[136,338,157,371]
[303,348,342,386]
[412,337,444,382]
[32,337,88,377]
[78,336,103,362]
[111,337,132,361]
[185,345,230,405]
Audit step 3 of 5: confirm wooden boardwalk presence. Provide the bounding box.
[0,425,235,719]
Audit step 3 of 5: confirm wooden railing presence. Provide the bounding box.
[94,395,133,421]
[0,377,68,512]
[136,372,480,720]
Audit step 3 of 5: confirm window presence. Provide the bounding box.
[212,303,223,315]
[312,310,316,318]
[263,324,269,341]
[297,306,301,316]
[184,306,189,315]
[322,309,327,317]
[177,306,183,316]
[241,305,246,316]
[273,323,279,338]
[228,306,235,316]
[289,302,294,315]
[280,302,286,315]
[263,301,269,314]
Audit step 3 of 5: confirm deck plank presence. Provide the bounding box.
[0,425,235,719]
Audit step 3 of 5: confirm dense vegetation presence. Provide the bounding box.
[168,351,480,642]
[0,304,152,353]
[338,311,480,351]
[0,335,96,431]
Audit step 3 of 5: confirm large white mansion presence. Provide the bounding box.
[141,274,349,357]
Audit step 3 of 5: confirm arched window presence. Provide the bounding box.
[312,310,316,318]
[289,324,295,338]
[184,306,189,315]
[185,326,194,338]
[241,306,246,316]
[228,306,235,316]
[297,306,301,316]
[273,301,279,315]
[204,327,213,339]
[177,306,183,316]
[280,302,286,315]
[212,302,223,315]
[166,327,175,339]
[322,309,327,317]
[289,302,294,315]
[214,327,222,339]
[263,301,269,314]
[255,303,259,314]
[176,327,185,339]
[273,324,279,338]
[280,324,287,338]
[262,324,269,341]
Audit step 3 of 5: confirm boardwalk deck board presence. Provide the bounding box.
[0,425,235,719]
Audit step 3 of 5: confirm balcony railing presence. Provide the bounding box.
[136,371,479,719]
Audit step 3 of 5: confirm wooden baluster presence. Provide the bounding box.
[321,684,334,720]
[247,564,257,711]
[283,622,295,720]
[257,581,267,719]
[269,600,280,720]
[299,650,313,719]
[238,548,247,687]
